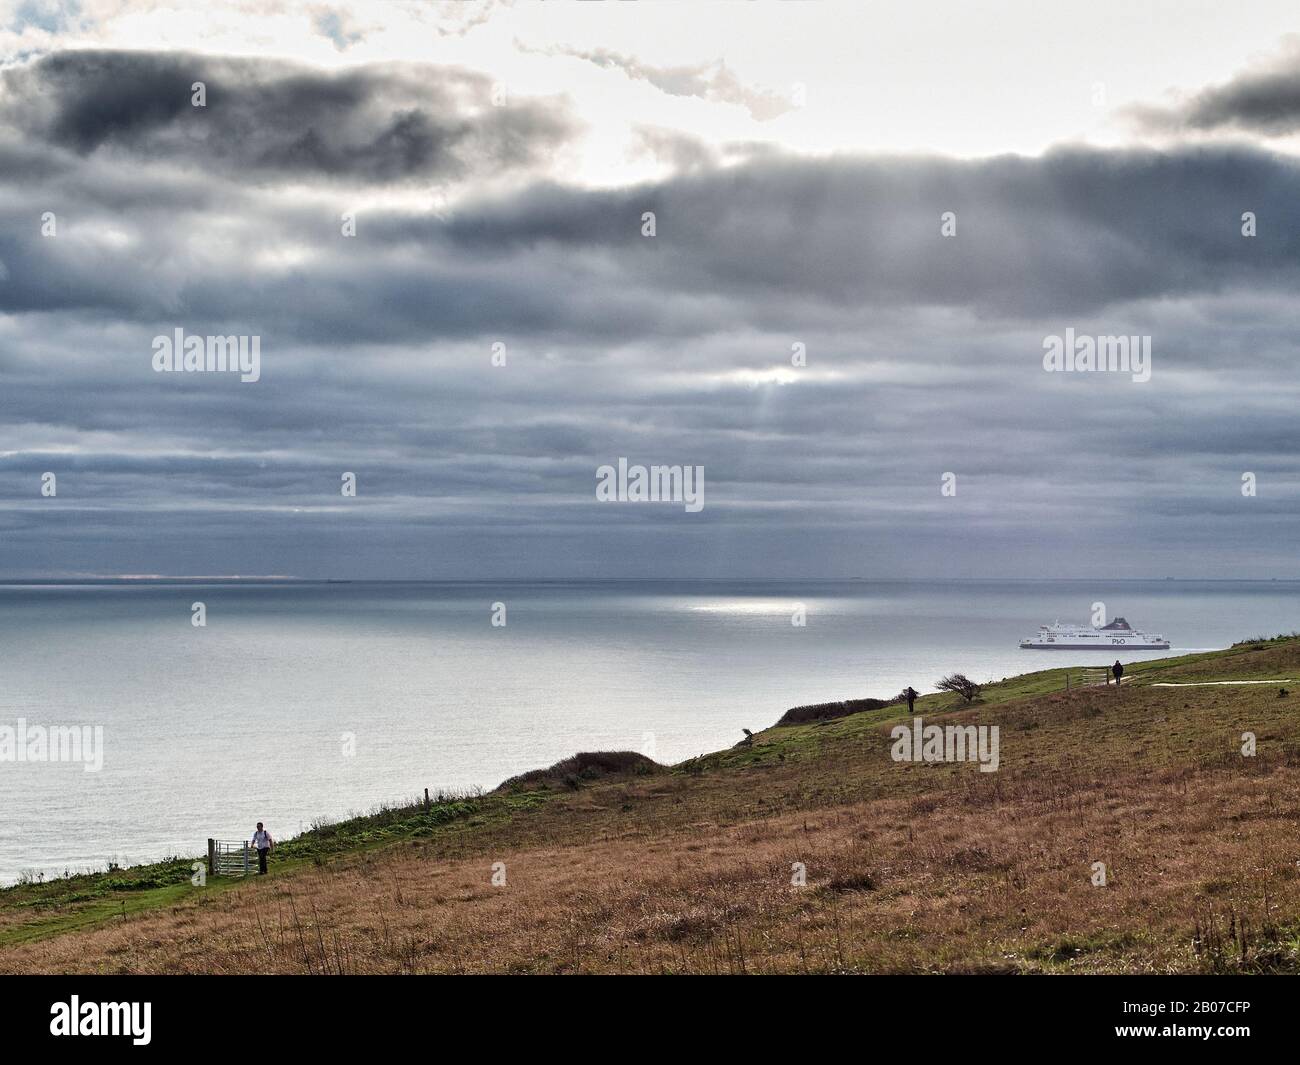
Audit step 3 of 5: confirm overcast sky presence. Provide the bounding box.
[2,1,1300,579]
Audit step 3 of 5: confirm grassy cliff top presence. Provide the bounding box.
[2,635,1299,973]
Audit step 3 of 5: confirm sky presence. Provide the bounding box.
[2,0,1300,578]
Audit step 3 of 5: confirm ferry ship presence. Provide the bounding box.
[1019,617,1170,650]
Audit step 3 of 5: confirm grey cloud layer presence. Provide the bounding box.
[1,48,1298,577]
[5,137,1299,332]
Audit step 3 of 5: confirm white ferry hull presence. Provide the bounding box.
[1019,639,1170,650]
[1019,616,1169,650]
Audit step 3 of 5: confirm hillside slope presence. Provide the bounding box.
[2,638,1299,973]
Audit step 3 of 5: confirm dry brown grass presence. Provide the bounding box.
[3,755,1298,974]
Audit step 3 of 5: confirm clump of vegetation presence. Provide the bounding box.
[1190,901,1296,974]
[285,794,482,854]
[823,871,877,894]
[497,751,661,792]
[775,698,890,726]
[1236,631,1300,649]
[936,673,982,703]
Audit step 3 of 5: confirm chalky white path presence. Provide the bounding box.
[1150,680,1291,686]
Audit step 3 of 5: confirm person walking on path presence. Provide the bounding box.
[904,686,919,713]
[252,822,274,875]
[1112,660,1124,688]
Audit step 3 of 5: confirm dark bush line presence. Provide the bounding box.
[497,750,662,792]
[775,698,891,727]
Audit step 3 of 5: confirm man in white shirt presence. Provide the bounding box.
[252,822,273,875]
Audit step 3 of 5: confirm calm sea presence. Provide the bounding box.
[1,578,1296,884]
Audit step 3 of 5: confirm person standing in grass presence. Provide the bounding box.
[252,822,274,875]
[1112,660,1124,688]
[904,686,918,713]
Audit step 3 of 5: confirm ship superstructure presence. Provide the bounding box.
[1019,617,1169,650]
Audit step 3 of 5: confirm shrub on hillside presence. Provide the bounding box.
[497,751,661,792]
[775,698,891,727]
[936,673,982,703]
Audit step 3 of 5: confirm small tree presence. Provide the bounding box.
[936,673,981,703]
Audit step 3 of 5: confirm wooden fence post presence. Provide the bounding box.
[207,838,215,878]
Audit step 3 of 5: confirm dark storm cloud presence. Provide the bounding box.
[6,131,1299,337]
[0,49,576,183]
[1131,40,1300,135]
[437,147,1300,317]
